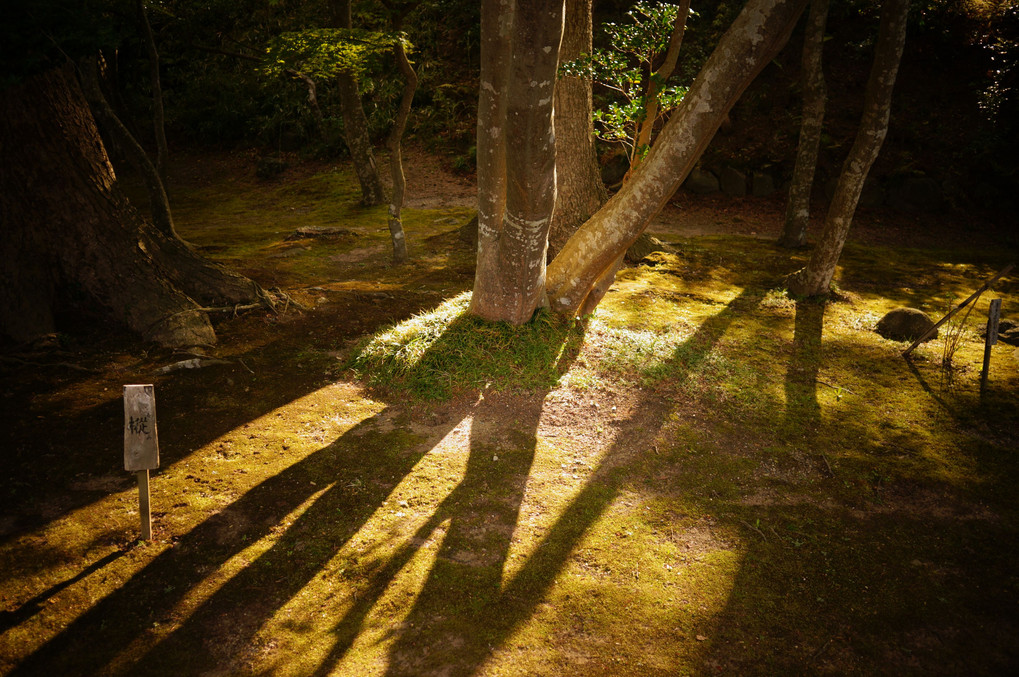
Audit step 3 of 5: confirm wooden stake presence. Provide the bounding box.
[902,263,1015,358]
[981,298,1003,390]
[137,469,152,540]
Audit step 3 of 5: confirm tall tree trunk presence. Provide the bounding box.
[0,66,270,348]
[331,0,386,206]
[547,0,605,260]
[787,0,908,297]
[387,37,417,264]
[778,0,829,249]
[470,0,565,324]
[137,0,168,183]
[545,0,809,317]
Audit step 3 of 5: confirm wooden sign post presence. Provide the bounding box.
[981,299,1003,390]
[124,385,160,540]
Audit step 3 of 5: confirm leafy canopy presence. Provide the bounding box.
[560,1,693,161]
[263,28,410,81]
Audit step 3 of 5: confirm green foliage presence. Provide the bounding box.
[560,1,693,163]
[263,28,410,82]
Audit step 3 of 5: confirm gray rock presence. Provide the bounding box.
[824,176,884,207]
[751,171,776,197]
[983,318,1019,347]
[720,166,747,196]
[684,168,719,194]
[876,308,938,342]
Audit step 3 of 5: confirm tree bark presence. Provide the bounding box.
[137,0,169,183]
[545,0,809,317]
[547,0,605,260]
[332,0,386,207]
[0,66,269,348]
[778,0,829,249]
[470,0,565,324]
[787,0,908,297]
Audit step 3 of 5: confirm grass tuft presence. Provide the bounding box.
[347,292,585,399]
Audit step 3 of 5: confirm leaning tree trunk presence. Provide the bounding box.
[546,0,809,317]
[0,66,270,348]
[778,0,829,249]
[332,0,386,207]
[787,0,908,297]
[547,0,606,260]
[470,0,565,324]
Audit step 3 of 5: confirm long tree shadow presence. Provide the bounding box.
[306,287,762,676]
[7,404,449,675]
[784,299,825,433]
[7,303,583,675]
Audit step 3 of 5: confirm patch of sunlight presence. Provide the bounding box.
[500,434,617,583]
[250,415,473,675]
[356,292,472,374]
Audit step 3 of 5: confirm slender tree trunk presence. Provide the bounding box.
[331,0,386,206]
[387,38,417,264]
[79,55,177,239]
[623,0,691,265]
[629,0,692,176]
[546,0,809,317]
[287,68,325,132]
[787,0,908,297]
[0,66,270,348]
[137,0,168,182]
[470,0,565,324]
[547,0,606,260]
[779,0,829,248]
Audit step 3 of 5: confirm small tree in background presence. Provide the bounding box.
[787,0,909,297]
[264,28,417,262]
[560,1,694,178]
[264,29,402,206]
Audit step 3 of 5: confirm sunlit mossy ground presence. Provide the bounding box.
[1,152,1017,675]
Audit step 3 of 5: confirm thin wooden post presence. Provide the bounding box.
[902,263,1015,358]
[137,469,152,540]
[981,298,1003,389]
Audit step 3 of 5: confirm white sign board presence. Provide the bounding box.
[124,384,159,471]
